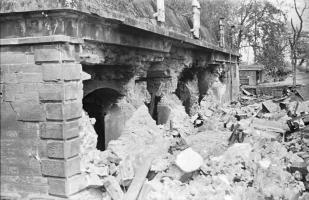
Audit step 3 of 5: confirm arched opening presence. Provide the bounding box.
[82,88,122,150]
[175,68,200,116]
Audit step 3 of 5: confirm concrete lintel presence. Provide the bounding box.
[122,18,238,56]
[83,38,171,53]
[0,35,84,46]
[0,9,238,56]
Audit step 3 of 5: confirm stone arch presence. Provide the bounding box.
[175,67,200,116]
[83,79,125,98]
[82,87,123,150]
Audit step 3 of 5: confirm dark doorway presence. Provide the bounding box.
[147,94,162,124]
[82,88,122,150]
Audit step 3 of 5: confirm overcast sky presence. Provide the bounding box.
[232,0,308,31]
[239,0,308,63]
[270,0,309,31]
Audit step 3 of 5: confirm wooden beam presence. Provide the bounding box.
[123,156,153,200]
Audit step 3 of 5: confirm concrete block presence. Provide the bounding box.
[27,53,35,64]
[0,72,4,84]
[45,101,82,120]
[42,63,62,82]
[60,44,76,62]
[1,158,42,177]
[18,122,40,139]
[1,175,48,195]
[0,64,10,73]
[0,130,18,139]
[23,83,43,93]
[45,103,63,120]
[0,52,28,64]
[42,63,81,81]
[34,44,75,63]
[40,120,80,140]
[63,64,82,81]
[64,82,80,100]
[13,101,46,122]
[34,45,61,62]
[47,174,87,197]
[47,138,80,159]
[0,193,21,200]
[17,73,42,83]
[64,101,82,120]
[15,92,39,103]
[2,73,18,83]
[1,102,18,139]
[10,64,41,73]
[38,139,48,158]
[3,84,24,101]
[39,83,64,101]
[41,156,80,177]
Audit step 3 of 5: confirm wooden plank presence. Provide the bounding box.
[296,85,309,101]
[123,156,153,200]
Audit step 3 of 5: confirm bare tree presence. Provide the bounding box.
[289,0,308,87]
[235,0,254,49]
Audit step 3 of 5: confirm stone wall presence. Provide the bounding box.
[0,41,86,198]
[0,8,239,199]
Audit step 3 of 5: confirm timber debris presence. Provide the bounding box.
[77,90,309,200]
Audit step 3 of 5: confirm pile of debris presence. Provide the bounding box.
[74,90,309,200]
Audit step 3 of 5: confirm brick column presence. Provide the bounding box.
[0,45,50,197]
[35,43,87,197]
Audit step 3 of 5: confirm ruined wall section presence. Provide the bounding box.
[147,47,194,97]
[0,41,87,198]
[81,43,166,106]
[0,7,239,199]
[146,47,237,117]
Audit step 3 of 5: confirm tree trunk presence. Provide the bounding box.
[293,59,296,87]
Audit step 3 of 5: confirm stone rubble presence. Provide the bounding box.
[77,90,309,200]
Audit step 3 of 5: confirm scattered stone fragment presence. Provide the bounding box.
[70,188,108,200]
[262,100,280,113]
[222,143,252,161]
[103,176,124,200]
[151,156,170,172]
[124,155,153,200]
[119,157,135,186]
[109,163,118,175]
[86,173,103,188]
[86,165,109,177]
[251,118,288,133]
[79,89,308,200]
[175,147,203,173]
[258,159,271,169]
[136,180,157,200]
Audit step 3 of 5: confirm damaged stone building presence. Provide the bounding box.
[0,0,239,199]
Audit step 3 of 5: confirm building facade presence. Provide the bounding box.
[0,0,239,199]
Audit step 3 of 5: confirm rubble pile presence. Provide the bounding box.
[77,90,309,200]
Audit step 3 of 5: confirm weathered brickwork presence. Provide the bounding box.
[0,7,239,200]
[0,41,84,199]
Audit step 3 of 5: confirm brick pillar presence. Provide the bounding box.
[34,43,87,197]
[0,45,50,197]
